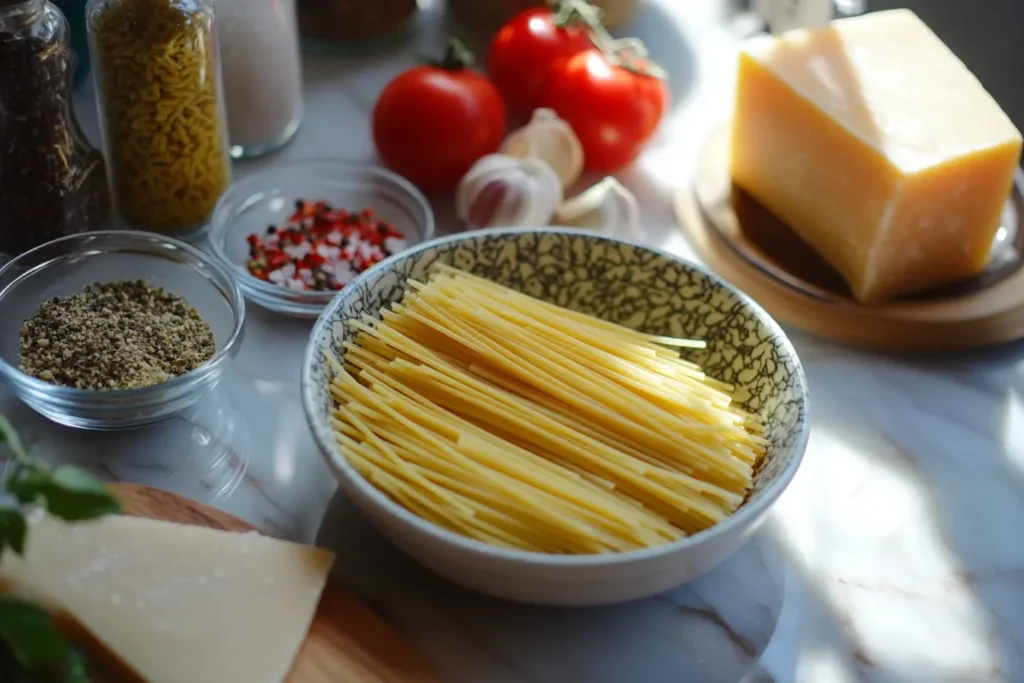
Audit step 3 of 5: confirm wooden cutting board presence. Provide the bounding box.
[107,483,439,683]
[676,122,1024,351]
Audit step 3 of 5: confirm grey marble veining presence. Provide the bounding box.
[317,493,786,683]
[1,1,1022,681]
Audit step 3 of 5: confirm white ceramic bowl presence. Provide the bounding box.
[302,228,810,606]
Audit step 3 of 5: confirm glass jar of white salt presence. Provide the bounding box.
[217,0,303,159]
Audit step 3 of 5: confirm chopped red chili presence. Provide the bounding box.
[245,199,407,292]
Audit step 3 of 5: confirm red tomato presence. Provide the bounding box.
[373,41,506,192]
[547,49,669,172]
[488,7,594,119]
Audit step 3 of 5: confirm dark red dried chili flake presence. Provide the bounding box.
[266,251,290,269]
[244,198,407,293]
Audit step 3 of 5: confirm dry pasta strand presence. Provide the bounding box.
[326,267,767,554]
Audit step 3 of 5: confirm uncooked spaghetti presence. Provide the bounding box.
[327,265,766,554]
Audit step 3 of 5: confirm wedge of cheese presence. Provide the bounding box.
[0,512,334,683]
[731,9,1022,303]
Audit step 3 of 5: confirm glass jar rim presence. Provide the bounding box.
[0,0,46,15]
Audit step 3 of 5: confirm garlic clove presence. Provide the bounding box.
[503,108,585,190]
[456,153,563,229]
[554,177,642,239]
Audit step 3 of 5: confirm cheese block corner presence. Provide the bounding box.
[0,513,335,683]
[730,8,1023,303]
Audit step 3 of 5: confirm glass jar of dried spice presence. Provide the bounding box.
[0,0,111,257]
[86,0,231,236]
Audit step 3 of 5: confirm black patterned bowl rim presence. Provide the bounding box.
[301,227,811,566]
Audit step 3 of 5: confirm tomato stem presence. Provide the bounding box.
[422,37,476,71]
[604,38,668,80]
[546,0,667,80]
[549,0,602,29]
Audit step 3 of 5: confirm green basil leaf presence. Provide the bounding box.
[0,416,30,463]
[0,642,39,683]
[5,466,50,506]
[62,646,90,683]
[42,467,122,522]
[48,467,111,498]
[0,597,69,668]
[0,510,26,556]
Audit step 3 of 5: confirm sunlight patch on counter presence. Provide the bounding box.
[770,418,1003,682]
[998,387,1024,479]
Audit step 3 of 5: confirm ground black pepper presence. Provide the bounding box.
[0,3,110,256]
[19,280,216,390]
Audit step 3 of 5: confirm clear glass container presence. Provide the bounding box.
[217,0,304,159]
[86,0,232,236]
[209,160,435,318]
[0,231,245,430]
[296,0,417,52]
[52,0,91,87]
[0,0,110,257]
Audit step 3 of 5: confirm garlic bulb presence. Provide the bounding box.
[456,154,563,229]
[554,177,642,239]
[503,108,584,190]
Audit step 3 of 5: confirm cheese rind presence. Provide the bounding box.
[0,513,334,683]
[730,9,1023,302]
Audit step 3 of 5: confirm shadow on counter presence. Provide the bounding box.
[317,491,787,683]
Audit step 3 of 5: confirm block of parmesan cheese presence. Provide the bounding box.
[0,512,334,683]
[730,9,1023,302]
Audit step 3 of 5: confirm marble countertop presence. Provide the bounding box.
[3,1,1023,682]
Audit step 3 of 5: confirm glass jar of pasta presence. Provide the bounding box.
[0,0,110,257]
[86,0,231,235]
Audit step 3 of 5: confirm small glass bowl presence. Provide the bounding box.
[0,231,246,430]
[208,160,435,318]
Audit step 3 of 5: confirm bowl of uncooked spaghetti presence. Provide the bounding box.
[302,228,809,606]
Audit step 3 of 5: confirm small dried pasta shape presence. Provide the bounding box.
[89,0,231,233]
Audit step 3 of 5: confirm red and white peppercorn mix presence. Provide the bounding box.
[246,200,407,292]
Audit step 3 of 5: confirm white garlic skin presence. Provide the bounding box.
[456,154,563,229]
[554,177,642,239]
[502,108,585,190]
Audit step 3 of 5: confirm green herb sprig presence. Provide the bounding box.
[0,415,123,682]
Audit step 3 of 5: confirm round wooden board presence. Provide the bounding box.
[675,126,1024,352]
[108,483,439,683]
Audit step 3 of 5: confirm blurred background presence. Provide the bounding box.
[57,0,1024,128]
